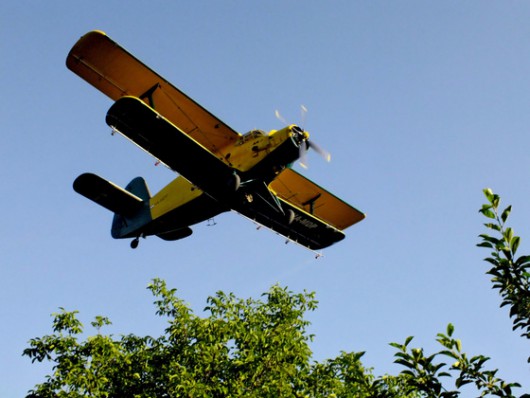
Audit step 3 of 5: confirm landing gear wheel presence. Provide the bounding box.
[286,209,295,225]
[130,238,139,249]
[232,173,241,191]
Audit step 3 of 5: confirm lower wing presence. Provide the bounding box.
[233,182,350,250]
[269,168,365,230]
[106,96,236,198]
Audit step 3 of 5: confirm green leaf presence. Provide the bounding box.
[455,339,462,353]
[479,208,496,219]
[510,236,520,255]
[438,350,458,360]
[455,377,472,388]
[501,205,512,223]
[492,196,500,209]
[446,323,454,337]
[484,222,502,232]
[504,227,513,244]
[515,255,530,266]
[478,234,502,247]
[404,335,414,347]
[394,358,415,369]
[483,188,494,203]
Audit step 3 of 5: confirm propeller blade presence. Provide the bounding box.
[299,143,309,169]
[308,140,331,162]
[275,109,288,125]
[300,105,308,129]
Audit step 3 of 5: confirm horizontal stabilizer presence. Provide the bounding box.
[73,173,144,216]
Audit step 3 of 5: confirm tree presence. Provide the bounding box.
[24,284,522,397]
[478,188,530,343]
[23,190,527,397]
[24,281,378,397]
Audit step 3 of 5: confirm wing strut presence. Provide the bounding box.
[251,182,286,216]
[302,193,322,214]
[140,83,160,108]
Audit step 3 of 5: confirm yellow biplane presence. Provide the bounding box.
[67,31,365,251]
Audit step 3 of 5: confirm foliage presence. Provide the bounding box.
[24,280,522,397]
[478,189,530,342]
[388,323,520,398]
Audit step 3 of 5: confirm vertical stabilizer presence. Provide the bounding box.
[125,177,151,201]
[111,177,152,239]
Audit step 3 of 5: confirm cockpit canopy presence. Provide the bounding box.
[243,129,266,138]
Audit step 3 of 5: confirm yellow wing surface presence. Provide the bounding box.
[269,168,365,231]
[66,30,240,154]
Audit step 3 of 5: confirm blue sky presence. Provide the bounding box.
[2,1,530,395]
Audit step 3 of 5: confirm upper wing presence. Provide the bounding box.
[269,168,365,230]
[66,30,240,154]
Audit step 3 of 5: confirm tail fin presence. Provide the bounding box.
[111,177,152,239]
[73,173,152,239]
[123,176,151,201]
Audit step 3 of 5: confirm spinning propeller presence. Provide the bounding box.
[275,106,331,169]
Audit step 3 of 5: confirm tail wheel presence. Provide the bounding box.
[130,238,139,249]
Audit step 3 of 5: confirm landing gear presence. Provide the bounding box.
[130,238,139,249]
[231,173,241,191]
[130,234,146,249]
[286,209,295,224]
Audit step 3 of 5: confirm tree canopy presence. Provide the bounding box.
[24,190,528,397]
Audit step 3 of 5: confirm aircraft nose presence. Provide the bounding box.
[291,125,309,145]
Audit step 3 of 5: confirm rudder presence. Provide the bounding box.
[111,176,152,239]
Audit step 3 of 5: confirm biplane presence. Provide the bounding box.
[67,30,365,252]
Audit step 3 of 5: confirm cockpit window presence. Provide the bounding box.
[243,129,265,138]
[236,129,267,146]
